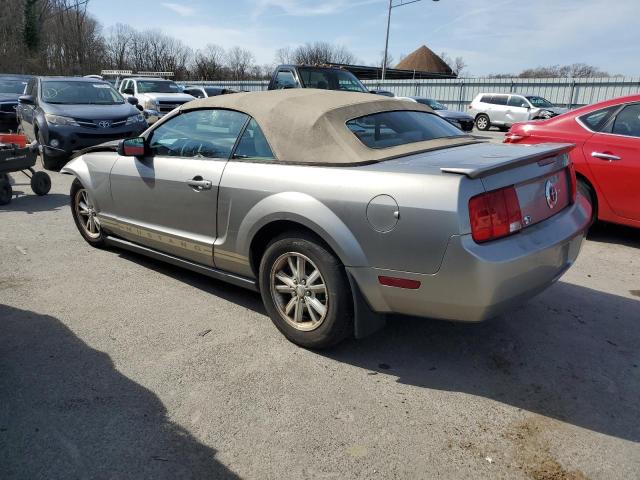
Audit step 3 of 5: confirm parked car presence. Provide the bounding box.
[469,93,568,131]
[369,89,395,97]
[0,75,31,132]
[399,97,475,132]
[61,89,590,348]
[268,64,371,94]
[118,77,194,124]
[17,76,147,170]
[182,86,238,98]
[504,94,640,229]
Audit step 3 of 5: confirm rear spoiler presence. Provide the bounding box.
[441,143,575,179]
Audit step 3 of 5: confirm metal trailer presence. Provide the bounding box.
[0,138,51,205]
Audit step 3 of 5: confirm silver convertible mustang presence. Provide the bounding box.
[62,89,591,348]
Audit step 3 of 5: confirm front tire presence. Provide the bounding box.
[38,129,65,171]
[259,233,353,349]
[475,114,490,131]
[70,179,106,247]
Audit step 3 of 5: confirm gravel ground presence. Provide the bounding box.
[0,154,638,480]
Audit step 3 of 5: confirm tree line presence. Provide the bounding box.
[0,0,614,81]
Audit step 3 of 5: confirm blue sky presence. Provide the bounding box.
[88,0,638,76]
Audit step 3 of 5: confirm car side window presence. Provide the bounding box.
[120,80,128,92]
[508,96,528,108]
[610,104,640,138]
[275,70,297,89]
[578,106,619,132]
[148,109,249,159]
[233,118,275,160]
[492,95,508,106]
[480,95,491,103]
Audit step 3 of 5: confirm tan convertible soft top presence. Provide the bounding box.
[181,89,480,165]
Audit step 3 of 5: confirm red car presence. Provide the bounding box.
[504,94,640,228]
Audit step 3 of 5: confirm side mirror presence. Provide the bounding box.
[127,96,139,105]
[136,104,144,112]
[118,137,146,157]
[122,88,134,95]
[18,95,35,105]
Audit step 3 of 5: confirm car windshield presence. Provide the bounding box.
[347,110,465,149]
[41,81,124,104]
[137,80,181,94]
[526,96,554,108]
[415,98,447,110]
[0,78,28,94]
[298,68,368,93]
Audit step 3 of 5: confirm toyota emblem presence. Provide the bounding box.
[545,178,559,209]
[98,120,111,128]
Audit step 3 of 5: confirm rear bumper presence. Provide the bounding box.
[349,194,591,321]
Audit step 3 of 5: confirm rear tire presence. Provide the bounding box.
[259,232,353,349]
[70,178,106,248]
[30,171,51,196]
[475,114,490,131]
[577,179,596,225]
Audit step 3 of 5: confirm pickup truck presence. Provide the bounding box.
[119,77,194,124]
[267,64,372,94]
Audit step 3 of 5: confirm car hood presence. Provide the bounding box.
[435,110,474,121]
[0,93,21,103]
[43,102,140,120]
[138,92,194,102]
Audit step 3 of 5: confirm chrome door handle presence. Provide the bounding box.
[591,152,621,161]
[186,178,212,190]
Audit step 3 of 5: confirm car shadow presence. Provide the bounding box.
[0,304,240,480]
[588,221,639,248]
[320,281,640,443]
[116,250,266,315]
[0,186,68,214]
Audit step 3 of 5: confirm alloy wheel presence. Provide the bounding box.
[269,252,329,332]
[74,188,101,239]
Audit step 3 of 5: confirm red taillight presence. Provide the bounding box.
[469,186,523,243]
[378,276,421,289]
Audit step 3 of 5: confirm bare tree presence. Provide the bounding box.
[440,51,467,77]
[377,50,394,70]
[192,44,227,80]
[518,63,610,78]
[275,46,294,64]
[291,42,356,65]
[226,46,255,81]
[103,23,135,70]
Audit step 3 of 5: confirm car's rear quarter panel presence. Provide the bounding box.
[215,160,475,278]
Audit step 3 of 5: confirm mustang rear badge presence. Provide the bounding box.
[545,178,559,209]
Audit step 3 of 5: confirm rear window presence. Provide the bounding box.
[346,111,464,149]
[578,106,619,131]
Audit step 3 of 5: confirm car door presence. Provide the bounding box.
[583,102,640,221]
[108,108,250,266]
[506,95,531,124]
[490,95,509,125]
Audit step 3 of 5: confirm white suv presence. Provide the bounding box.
[468,93,567,131]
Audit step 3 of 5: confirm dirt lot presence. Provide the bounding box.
[1,157,638,479]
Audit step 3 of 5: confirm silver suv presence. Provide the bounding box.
[468,93,567,131]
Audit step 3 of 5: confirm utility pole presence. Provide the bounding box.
[381,0,439,81]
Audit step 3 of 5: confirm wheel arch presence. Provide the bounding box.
[576,171,598,219]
